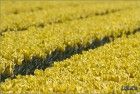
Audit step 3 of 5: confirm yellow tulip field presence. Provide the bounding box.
[0,1,140,94]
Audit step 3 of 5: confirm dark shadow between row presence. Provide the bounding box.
[0,27,140,82]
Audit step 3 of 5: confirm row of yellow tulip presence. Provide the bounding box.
[0,8,140,76]
[1,32,140,94]
[2,1,139,15]
[1,1,139,33]
[1,1,83,15]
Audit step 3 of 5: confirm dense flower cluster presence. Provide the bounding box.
[0,32,140,94]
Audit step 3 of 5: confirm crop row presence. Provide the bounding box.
[1,1,140,33]
[0,8,140,76]
[0,32,140,94]
[1,1,82,15]
[1,1,139,15]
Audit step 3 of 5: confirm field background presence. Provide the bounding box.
[0,0,140,94]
